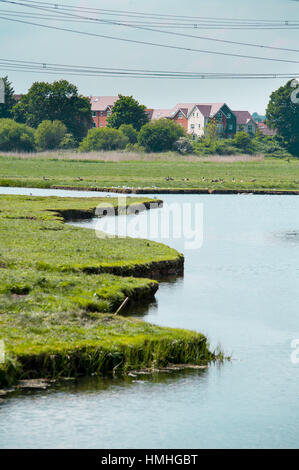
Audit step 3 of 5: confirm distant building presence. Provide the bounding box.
[256,122,277,136]
[150,102,236,138]
[89,96,118,128]
[252,112,266,123]
[233,110,257,136]
[89,96,258,139]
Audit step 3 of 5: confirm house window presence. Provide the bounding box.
[100,111,103,116]
[100,122,103,127]
[92,111,96,117]
[178,111,183,119]
[217,112,222,122]
[227,113,231,119]
[191,124,195,129]
[198,124,201,128]
[92,122,96,127]
[107,109,111,116]
[228,124,233,131]
[248,125,253,132]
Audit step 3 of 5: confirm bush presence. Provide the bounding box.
[173,137,193,155]
[138,119,185,152]
[0,118,35,152]
[59,133,77,150]
[35,120,67,150]
[125,142,146,153]
[79,127,129,152]
[252,134,292,159]
[119,124,138,144]
[234,131,253,153]
[192,137,239,156]
[212,140,237,155]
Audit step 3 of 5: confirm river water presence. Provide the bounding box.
[0,187,298,449]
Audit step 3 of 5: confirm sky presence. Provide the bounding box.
[1,0,299,114]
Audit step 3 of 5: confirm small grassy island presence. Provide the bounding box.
[0,195,216,387]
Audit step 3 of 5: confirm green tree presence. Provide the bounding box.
[79,127,129,152]
[35,120,67,150]
[0,76,16,119]
[107,95,149,131]
[119,123,138,143]
[59,133,77,150]
[204,119,218,142]
[0,118,35,152]
[266,80,299,156]
[13,80,92,141]
[138,118,185,152]
[234,131,253,153]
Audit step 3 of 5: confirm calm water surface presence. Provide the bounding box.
[0,187,298,448]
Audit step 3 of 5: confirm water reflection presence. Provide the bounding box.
[1,367,210,404]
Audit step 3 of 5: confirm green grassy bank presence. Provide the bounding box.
[0,153,299,192]
[0,195,215,387]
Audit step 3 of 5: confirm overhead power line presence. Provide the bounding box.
[2,9,299,28]
[10,0,299,24]
[1,12,299,65]
[1,1,299,54]
[0,58,298,80]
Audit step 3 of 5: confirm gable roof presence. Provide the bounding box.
[233,110,255,125]
[171,103,197,117]
[202,103,225,117]
[172,107,189,118]
[89,96,118,111]
[179,103,226,118]
[150,102,232,121]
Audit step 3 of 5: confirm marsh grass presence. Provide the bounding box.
[0,195,182,276]
[0,150,264,163]
[0,194,217,387]
[1,153,298,192]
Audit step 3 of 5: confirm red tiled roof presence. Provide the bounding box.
[194,105,213,117]
[89,96,118,111]
[200,103,225,117]
[171,103,197,117]
[233,110,254,125]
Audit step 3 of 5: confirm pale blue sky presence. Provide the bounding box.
[1,0,299,114]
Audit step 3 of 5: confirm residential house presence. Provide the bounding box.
[233,110,257,136]
[89,96,257,140]
[187,103,236,138]
[256,122,277,136]
[89,96,118,128]
[151,102,236,138]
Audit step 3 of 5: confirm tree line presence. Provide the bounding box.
[0,76,298,156]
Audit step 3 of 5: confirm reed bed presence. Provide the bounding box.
[0,150,264,163]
